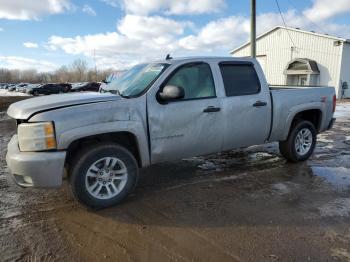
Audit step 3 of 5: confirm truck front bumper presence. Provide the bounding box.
[6,135,66,188]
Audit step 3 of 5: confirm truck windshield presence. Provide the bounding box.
[101,63,168,97]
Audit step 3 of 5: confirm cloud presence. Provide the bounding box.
[100,0,118,8]
[46,8,350,70]
[0,28,3,32]
[82,4,96,16]
[0,0,72,20]
[33,0,350,72]
[117,15,190,41]
[304,0,350,22]
[254,10,350,39]
[0,56,57,71]
[23,42,39,48]
[178,16,250,51]
[47,15,193,69]
[121,0,225,15]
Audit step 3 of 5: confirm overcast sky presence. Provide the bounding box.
[1,0,350,71]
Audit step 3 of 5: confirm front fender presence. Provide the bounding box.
[57,121,150,167]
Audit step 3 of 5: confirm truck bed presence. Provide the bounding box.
[268,86,335,142]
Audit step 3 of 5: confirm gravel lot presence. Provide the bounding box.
[0,97,349,262]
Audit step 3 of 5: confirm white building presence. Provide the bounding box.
[231,26,350,98]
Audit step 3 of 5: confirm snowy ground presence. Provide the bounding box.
[0,89,30,96]
[335,101,350,119]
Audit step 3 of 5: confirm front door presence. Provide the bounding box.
[147,62,224,164]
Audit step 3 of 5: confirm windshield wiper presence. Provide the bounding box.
[101,88,129,98]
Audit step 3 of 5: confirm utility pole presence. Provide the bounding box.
[251,0,256,58]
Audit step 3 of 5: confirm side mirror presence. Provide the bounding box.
[158,85,185,101]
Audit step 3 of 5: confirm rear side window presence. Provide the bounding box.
[219,63,260,96]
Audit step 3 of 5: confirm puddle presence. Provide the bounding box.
[311,166,350,191]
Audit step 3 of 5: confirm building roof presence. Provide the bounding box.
[230,26,350,54]
[284,58,320,75]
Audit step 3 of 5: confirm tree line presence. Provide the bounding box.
[0,59,115,84]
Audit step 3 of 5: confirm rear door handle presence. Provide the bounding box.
[253,101,267,107]
[203,106,221,113]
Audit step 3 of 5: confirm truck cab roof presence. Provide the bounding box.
[153,56,256,65]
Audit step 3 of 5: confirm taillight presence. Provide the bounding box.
[332,95,336,113]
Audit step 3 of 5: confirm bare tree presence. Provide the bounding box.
[56,66,70,83]
[20,69,38,83]
[0,69,12,83]
[0,58,116,84]
[70,59,88,82]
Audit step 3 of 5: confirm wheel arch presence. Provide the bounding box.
[285,108,323,139]
[65,131,143,169]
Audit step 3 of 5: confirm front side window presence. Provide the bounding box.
[164,63,216,100]
[219,63,260,96]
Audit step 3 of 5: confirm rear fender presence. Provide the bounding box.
[282,102,324,140]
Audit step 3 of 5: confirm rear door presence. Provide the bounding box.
[218,61,272,150]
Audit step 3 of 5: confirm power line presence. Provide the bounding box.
[286,0,326,34]
[275,0,297,48]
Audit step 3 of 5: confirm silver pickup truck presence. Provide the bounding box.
[6,57,336,208]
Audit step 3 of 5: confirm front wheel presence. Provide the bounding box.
[70,143,139,209]
[279,120,317,162]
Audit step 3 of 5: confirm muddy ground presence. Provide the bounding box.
[0,97,349,262]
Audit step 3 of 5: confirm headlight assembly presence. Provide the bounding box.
[18,122,57,151]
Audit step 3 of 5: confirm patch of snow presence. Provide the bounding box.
[334,102,350,119]
[319,198,350,217]
[0,90,30,96]
[331,248,350,261]
[0,112,9,121]
[198,161,219,171]
[271,183,291,195]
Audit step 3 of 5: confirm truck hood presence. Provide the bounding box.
[7,92,119,120]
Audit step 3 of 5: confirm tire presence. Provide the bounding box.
[70,143,139,209]
[279,120,317,162]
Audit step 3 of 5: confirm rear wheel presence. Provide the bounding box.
[279,120,317,162]
[70,143,139,209]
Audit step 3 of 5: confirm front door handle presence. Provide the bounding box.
[203,106,221,113]
[253,101,267,107]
